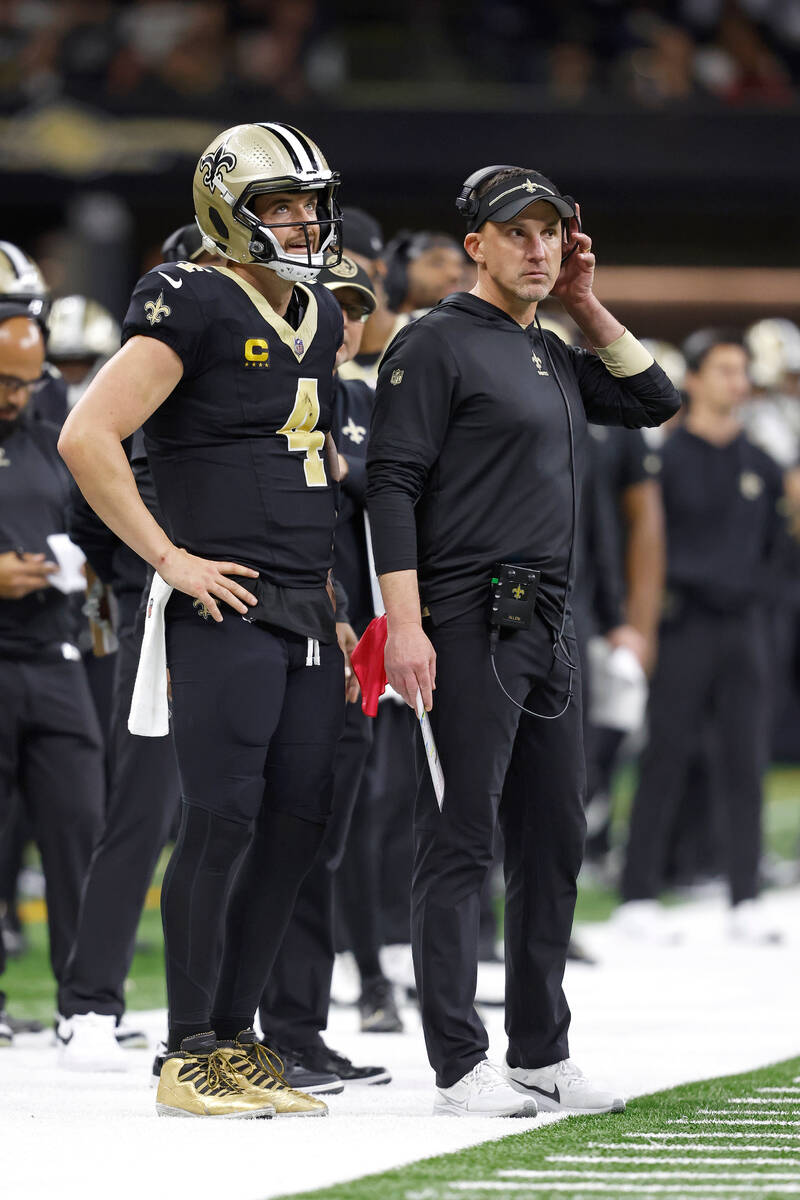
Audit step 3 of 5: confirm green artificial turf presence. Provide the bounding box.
[4,766,800,1022]
[3,904,167,1023]
[275,1057,800,1200]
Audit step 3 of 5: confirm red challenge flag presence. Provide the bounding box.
[350,614,388,717]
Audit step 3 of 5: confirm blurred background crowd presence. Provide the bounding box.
[1,0,799,109]
[1,0,799,1050]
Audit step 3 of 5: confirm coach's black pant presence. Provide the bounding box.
[0,655,104,984]
[59,595,181,1019]
[414,615,586,1089]
[622,603,768,906]
[259,696,375,1046]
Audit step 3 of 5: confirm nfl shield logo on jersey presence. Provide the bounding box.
[294,337,305,356]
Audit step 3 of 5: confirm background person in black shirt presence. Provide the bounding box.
[0,305,104,1043]
[367,165,680,1118]
[618,330,786,945]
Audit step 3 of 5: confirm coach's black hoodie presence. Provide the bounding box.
[367,291,680,630]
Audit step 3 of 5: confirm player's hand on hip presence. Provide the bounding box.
[160,546,258,622]
[385,622,437,712]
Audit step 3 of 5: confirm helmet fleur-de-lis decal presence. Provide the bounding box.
[144,291,171,326]
[199,144,237,194]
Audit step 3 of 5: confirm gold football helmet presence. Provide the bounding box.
[192,122,341,283]
[0,240,50,323]
[745,318,800,390]
[47,296,120,363]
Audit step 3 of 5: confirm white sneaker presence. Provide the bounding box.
[57,1013,128,1072]
[611,899,682,945]
[729,899,783,945]
[434,1059,538,1118]
[505,1056,625,1113]
[114,1017,148,1049]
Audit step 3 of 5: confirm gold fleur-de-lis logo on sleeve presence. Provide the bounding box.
[193,599,211,620]
[144,291,171,326]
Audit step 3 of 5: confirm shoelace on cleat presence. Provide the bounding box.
[235,1042,317,1102]
[230,1042,291,1091]
[178,1049,244,1096]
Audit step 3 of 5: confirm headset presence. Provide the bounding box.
[383,230,463,312]
[456,164,581,263]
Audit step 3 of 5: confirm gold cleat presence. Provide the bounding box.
[219,1030,329,1118]
[155,1032,276,1119]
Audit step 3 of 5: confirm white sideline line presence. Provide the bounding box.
[446,1184,800,1194]
[589,1141,800,1153]
[758,1087,800,1094]
[547,1156,800,1167]
[500,1169,800,1181]
[669,1118,800,1126]
[730,1098,800,1105]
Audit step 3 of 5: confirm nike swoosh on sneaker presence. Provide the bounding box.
[515,1081,560,1103]
[157,272,183,289]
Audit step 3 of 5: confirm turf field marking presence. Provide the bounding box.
[700,1109,798,1116]
[730,1098,800,1105]
[500,1169,800,1181]
[668,1118,800,1126]
[758,1087,800,1094]
[589,1141,800,1153]
[547,1156,800,1166]
[446,1184,800,1193]
[621,1131,800,1139]
[588,1141,800,1152]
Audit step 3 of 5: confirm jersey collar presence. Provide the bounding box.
[210,265,319,362]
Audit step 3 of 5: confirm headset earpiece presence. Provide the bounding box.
[455,164,518,220]
[560,200,582,264]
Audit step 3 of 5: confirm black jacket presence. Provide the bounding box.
[367,292,680,628]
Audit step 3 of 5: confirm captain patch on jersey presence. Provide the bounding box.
[121,260,344,590]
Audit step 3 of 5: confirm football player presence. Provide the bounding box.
[59,121,347,1119]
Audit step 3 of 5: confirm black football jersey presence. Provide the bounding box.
[121,261,343,591]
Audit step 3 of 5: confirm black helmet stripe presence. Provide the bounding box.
[257,122,314,173]
[281,124,320,170]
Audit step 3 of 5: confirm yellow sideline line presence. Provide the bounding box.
[17,885,162,926]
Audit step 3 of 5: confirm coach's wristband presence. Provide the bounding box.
[595,329,654,378]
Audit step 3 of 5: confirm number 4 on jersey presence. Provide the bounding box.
[277,378,327,487]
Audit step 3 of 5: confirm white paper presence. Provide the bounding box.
[415,687,445,811]
[45,533,86,594]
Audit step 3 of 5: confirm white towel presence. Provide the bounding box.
[128,573,174,737]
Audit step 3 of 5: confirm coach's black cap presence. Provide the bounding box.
[342,208,384,260]
[469,170,575,233]
[318,254,377,315]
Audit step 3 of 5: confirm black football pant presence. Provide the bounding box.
[622,605,768,906]
[259,698,375,1046]
[414,616,586,1089]
[58,594,181,1019]
[161,601,344,1045]
[0,656,104,985]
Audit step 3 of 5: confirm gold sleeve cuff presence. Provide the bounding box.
[594,329,654,378]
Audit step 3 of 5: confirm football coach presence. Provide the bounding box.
[366,165,680,1118]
